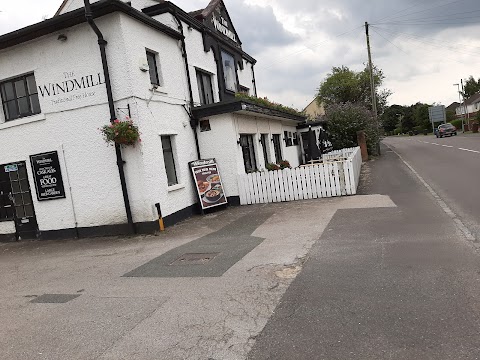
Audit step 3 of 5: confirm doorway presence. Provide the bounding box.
[1,162,38,239]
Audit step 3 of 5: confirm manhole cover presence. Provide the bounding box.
[30,294,81,304]
[170,253,220,266]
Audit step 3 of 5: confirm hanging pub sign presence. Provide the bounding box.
[190,159,227,210]
[30,151,66,201]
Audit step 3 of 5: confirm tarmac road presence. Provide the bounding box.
[248,142,480,359]
[384,133,480,240]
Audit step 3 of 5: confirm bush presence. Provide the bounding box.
[449,119,463,130]
[279,160,291,169]
[394,128,402,135]
[325,102,380,155]
[266,163,280,171]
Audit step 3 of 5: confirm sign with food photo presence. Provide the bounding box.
[190,159,227,210]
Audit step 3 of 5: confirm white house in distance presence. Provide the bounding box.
[0,0,305,241]
[455,92,480,120]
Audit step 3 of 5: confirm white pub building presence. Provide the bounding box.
[0,0,305,241]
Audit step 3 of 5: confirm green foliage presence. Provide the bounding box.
[279,160,291,169]
[446,109,456,122]
[449,119,462,129]
[463,76,480,98]
[412,102,430,130]
[266,163,280,171]
[100,119,141,146]
[235,93,304,117]
[317,65,391,114]
[394,128,402,135]
[325,102,380,156]
[265,160,291,171]
[381,104,404,132]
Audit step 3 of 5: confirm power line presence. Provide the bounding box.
[372,26,480,56]
[375,9,480,24]
[379,0,469,23]
[371,26,479,65]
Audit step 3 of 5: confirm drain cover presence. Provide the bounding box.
[170,253,219,266]
[30,294,81,304]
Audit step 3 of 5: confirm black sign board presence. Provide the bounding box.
[189,158,227,210]
[30,151,66,201]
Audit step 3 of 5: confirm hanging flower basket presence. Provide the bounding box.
[100,118,141,146]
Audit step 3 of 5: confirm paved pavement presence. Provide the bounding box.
[0,193,393,359]
[248,143,480,359]
[384,133,480,240]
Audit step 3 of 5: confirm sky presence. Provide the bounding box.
[1,0,479,111]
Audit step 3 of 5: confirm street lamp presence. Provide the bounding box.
[453,83,465,133]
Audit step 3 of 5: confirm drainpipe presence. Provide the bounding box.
[251,64,258,97]
[172,10,201,159]
[84,0,135,233]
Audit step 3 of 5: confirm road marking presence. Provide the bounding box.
[430,143,440,146]
[441,145,453,148]
[385,144,476,242]
[458,148,480,154]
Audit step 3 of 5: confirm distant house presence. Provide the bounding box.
[446,102,459,113]
[303,98,325,120]
[455,93,480,119]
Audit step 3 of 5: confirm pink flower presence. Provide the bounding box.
[114,119,120,123]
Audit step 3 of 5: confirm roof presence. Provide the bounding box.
[192,99,306,123]
[296,119,327,130]
[142,1,255,64]
[0,0,182,51]
[446,102,460,112]
[189,0,221,20]
[465,92,480,106]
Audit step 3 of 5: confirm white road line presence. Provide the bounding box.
[441,145,453,148]
[385,144,476,242]
[430,143,440,146]
[458,148,480,154]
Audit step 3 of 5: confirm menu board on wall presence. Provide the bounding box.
[190,159,227,210]
[30,151,66,201]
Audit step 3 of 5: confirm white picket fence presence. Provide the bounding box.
[238,147,362,205]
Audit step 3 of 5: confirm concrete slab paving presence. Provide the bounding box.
[0,194,395,360]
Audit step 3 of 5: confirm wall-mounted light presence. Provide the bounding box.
[57,34,68,42]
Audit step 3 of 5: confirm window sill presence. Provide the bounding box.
[0,113,46,130]
[167,183,185,192]
[152,86,169,95]
[0,218,14,223]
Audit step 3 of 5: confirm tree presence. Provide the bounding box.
[325,102,380,156]
[381,104,404,133]
[317,65,391,114]
[412,102,430,130]
[463,76,480,98]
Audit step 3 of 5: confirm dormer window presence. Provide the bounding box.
[221,51,237,92]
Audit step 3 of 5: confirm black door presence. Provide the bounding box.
[1,162,38,239]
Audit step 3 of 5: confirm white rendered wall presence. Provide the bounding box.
[198,113,302,199]
[237,59,255,95]
[0,12,198,234]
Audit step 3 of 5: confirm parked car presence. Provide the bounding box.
[435,123,457,138]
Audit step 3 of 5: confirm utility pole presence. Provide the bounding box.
[454,83,464,133]
[461,79,468,132]
[365,22,379,154]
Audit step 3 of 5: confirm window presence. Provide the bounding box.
[200,119,211,132]
[1,73,40,121]
[272,134,282,164]
[284,131,293,147]
[293,132,299,145]
[221,51,237,92]
[196,70,214,105]
[260,134,269,164]
[239,134,257,173]
[161,136,178,186]
[146,50,160,86]
[0,168,14,221]
[238,85,249,95]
